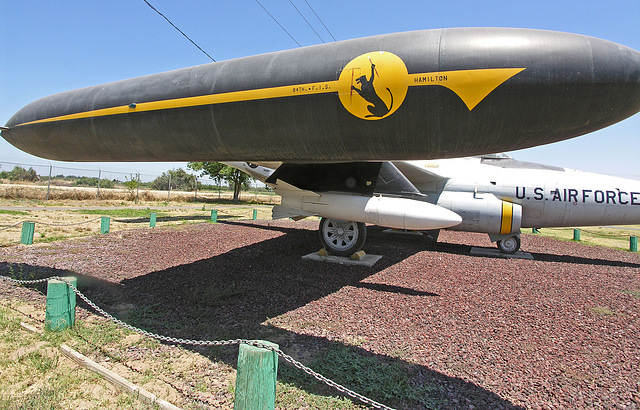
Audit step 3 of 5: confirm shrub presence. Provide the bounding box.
[73,177,115,189]
[7,166,39,182]
[151,168,198,191]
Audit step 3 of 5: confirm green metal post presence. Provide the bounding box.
[150,213,156,228]
[532,228,539,234]
[211,210,218,223]
[235,341,278,410]
[45,277,77,331]
[252,209,257,220]
[631,236,638,252]
[100,216,110,234]
[20,221,35,245]
[573,228,581,241]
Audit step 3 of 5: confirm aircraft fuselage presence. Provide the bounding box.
[231,157,640,254]
[406,157,640,232]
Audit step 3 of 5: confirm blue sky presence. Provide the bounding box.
[1,0,639,180]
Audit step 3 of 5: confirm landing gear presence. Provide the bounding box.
[496,235,521,254]
[318,218,367,256]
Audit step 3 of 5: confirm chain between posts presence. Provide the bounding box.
[0,217,103,230]
[0,221,25,232]
[578,227,640,238]
[32,217,104,227]
[0,210,260,230]
[0,275,395,410]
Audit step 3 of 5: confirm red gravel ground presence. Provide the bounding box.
[1,219,639,409]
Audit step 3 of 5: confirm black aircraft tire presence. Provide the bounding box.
[318,218,367,257]
[497,235,521,254]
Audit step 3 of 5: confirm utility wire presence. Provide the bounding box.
[142,0,216,62]
[288,0,324,43]
[255,0,302,47]
[303,0,336,41]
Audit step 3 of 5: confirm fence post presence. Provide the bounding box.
[46,164,52,201]
[21,222,35,245]
[252,209,257,220]
[631,236,638,252]
[150,213,156,228]
[573,229,581,241]
[235,341,278,410]
[211,210,217,223]
[45,277,77,331]
[101,217,110,234]
[97,168,101,199]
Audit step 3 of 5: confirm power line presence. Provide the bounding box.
[142,0,216,62]
[255,0,302,47]
[303,0,336,42]
[288,0,324,43]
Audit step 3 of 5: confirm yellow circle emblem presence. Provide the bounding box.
[337,51,408,120]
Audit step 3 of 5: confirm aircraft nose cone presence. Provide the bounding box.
[439,28,640,139]
[589,37,640,122]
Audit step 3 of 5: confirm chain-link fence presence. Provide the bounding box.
[0,160,277,203]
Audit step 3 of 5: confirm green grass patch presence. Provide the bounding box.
[276,382,362,409]
[530,226,640,251]
[19,350,58,372]
[73,208,165,218]
[622,289,640,299]
[588,306,615,316]
[279,344,446,409]
[35,235,69,244]
[124,304,167,330]
[0,209,29,216]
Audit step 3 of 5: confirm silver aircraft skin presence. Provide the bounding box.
[227,156,640,255]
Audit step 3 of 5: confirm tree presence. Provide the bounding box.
[151,168,197,191]
[6,166,39,182]
[188,162,252,201]
[124,174,141,202]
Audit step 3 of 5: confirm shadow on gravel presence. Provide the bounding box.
[0,222,523,409]
[528,252,640,268]
[0,263,138,318]
[435,244,640,268]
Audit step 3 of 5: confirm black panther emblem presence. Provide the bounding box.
[351,62,394,118]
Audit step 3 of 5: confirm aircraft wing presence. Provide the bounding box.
[392,161,450,193]
[222,162,277,184]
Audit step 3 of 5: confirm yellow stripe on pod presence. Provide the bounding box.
[17,81,338,127]
[17,67,525,127]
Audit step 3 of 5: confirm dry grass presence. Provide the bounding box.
[0,183,280,204]
[0,301,158,409]
[0,206,275,247]
[0,183,279,247]
[531,226,640,251]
